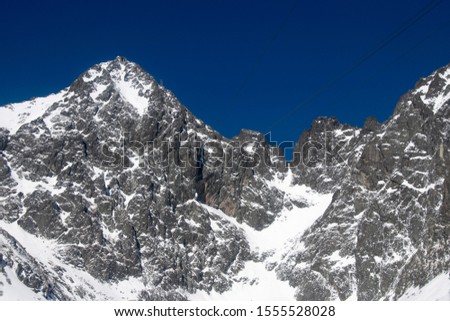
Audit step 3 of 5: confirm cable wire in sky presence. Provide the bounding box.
[325,17,450,115]
[265,0,444,133]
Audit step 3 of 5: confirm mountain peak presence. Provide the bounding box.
[409,63,450,114]
[72,57,160,117]
[0,57,163,135]
[84,56,144,79]
[113,55,128,64]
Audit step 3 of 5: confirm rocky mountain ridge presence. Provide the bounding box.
[0,57,448,300]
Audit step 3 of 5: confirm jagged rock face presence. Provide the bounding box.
[277,63,450,300]
[290,116,365,193]
[0,57,260,299]
[0,57,449,301]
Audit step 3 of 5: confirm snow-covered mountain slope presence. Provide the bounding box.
[0,91,68,135]
[0,57,449,301]
[190,173,333,300]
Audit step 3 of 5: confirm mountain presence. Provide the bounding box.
[0,57,449,300]
[279,64,450,300]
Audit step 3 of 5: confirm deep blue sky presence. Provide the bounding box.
[1,0,449,147]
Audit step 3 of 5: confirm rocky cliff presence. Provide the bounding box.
[0,57,448,300]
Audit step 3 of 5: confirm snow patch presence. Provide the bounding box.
[0,90,67,134]
[399,273,450,301]
[115,79,149,116]
[190,261,295,300]
[10,168,63,196]
[90,83,108,101]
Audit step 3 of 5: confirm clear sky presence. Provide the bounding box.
[1,0,449,146]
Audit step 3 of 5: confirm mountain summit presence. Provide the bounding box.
[0,58,449,300]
